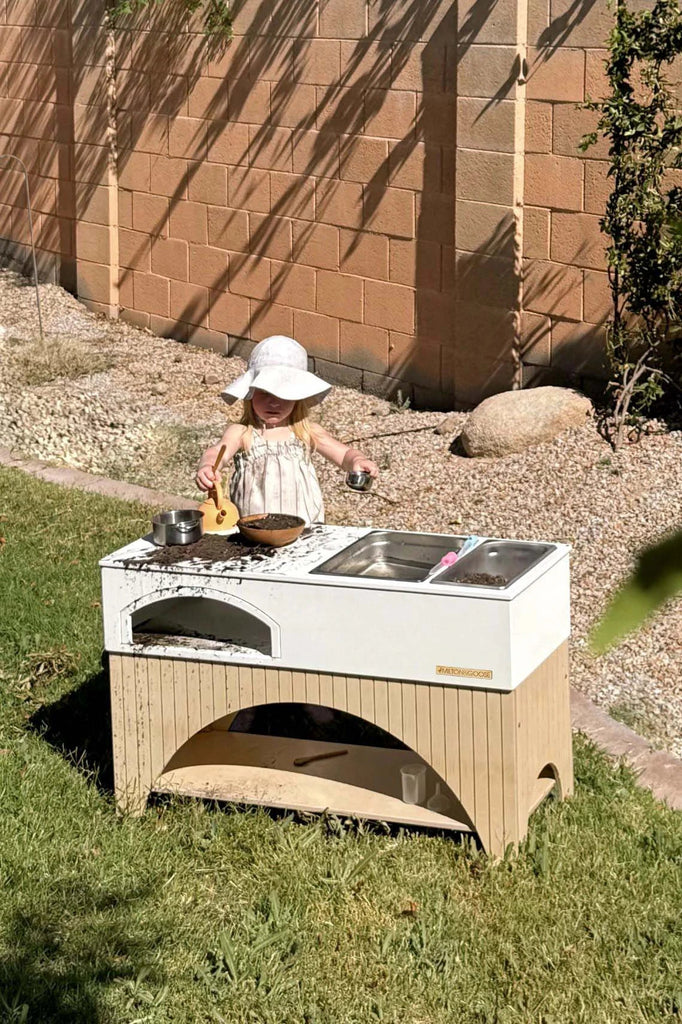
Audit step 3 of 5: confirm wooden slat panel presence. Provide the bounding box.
[291,669,306,704]
[265,667,280,706]
[319,672,334,709]
[429,685,446,780]
[305,672,320,706]
[373,678,389,733]
[472,689,490,851]
[457,688,475,821]
[500,688,520,844]
[332,674,347,712]
[173,659,189,750]
[252,667,266,707]
[159,657,176,771]
[360,677,375,725]
[121,655,140,800]
[443,686,459,796]
[346,675,361,718]
[415,681,431,763]
[147,657,165,781]
[401,682,417,752]
[279,668,293,703]
[239,665,254,711]
[225,664,240,714]
[212,663,227,722]
[486,691,505,854]
[199,661,215,730]
[109,655,128,806]
[134,657,151,802]
[186,660,202,739]
[387,680,403,742]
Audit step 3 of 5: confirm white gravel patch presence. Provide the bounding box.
[1,267,681,756]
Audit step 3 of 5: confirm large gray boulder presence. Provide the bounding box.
[460,386,592,457]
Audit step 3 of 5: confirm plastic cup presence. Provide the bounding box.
[400,763,427,805]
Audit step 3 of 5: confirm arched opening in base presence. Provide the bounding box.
[155,703,475,834]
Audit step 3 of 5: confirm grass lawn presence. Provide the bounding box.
[0,465,681,1024]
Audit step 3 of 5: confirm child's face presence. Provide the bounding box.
[252,389,295,427]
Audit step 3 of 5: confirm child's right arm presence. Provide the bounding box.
[195,423,247,491]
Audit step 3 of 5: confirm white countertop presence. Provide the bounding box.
[100,524,569,602]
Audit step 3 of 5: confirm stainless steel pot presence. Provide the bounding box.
[345,470,373,492]
[152,509,204,546]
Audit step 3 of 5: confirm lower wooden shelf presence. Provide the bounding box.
[155,731,471,832]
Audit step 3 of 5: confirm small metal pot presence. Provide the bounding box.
[152,509,204,546]
[346,470,373,492]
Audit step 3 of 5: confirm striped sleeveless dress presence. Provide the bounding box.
[229,428,325,523]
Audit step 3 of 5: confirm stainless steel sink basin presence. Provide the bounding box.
[311,531,467,581]
[434,540,555,588]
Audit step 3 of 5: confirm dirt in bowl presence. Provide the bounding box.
[242,514,304,530]
[458,572,507,586]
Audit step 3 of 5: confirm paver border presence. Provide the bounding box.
[2,445,680,811]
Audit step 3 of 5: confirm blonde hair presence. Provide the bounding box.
[241,397,316,452]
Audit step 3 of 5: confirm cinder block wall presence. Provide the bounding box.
[0,0,619,407]
[521,0,615,386]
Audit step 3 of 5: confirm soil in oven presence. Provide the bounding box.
[458,571,507,586]
[241,513,303,530]
[123,534,277,567]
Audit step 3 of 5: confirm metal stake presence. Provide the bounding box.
[0,152,45,345]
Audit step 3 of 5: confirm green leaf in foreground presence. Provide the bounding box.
[590,528,682,652]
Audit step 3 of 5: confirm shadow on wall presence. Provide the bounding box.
[0,0,608,405]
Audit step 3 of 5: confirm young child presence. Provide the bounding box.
[195,335,378,521]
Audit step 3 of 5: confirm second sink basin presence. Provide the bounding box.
[311,531,466,581]
[434,540,555,588]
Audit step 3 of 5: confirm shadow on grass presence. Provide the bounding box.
[0,877,161,1023]
[29,665,114,796]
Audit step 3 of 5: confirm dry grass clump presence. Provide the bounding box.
[7,334,114,385]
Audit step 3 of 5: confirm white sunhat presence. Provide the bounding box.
[221,335,331,406]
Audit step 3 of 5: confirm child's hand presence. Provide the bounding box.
[196,464,217,491]
[349,455,379,479]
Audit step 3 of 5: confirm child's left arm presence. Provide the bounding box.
[311,425,379,478]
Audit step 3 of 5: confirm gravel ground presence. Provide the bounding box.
[1,267,681,757]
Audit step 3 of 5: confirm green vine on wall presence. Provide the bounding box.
[581,0,682,446]
[109,0,232,39]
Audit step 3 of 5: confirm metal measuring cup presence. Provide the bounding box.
[345,470,373,492]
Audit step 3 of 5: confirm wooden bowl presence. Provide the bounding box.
[237,513,306,547]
